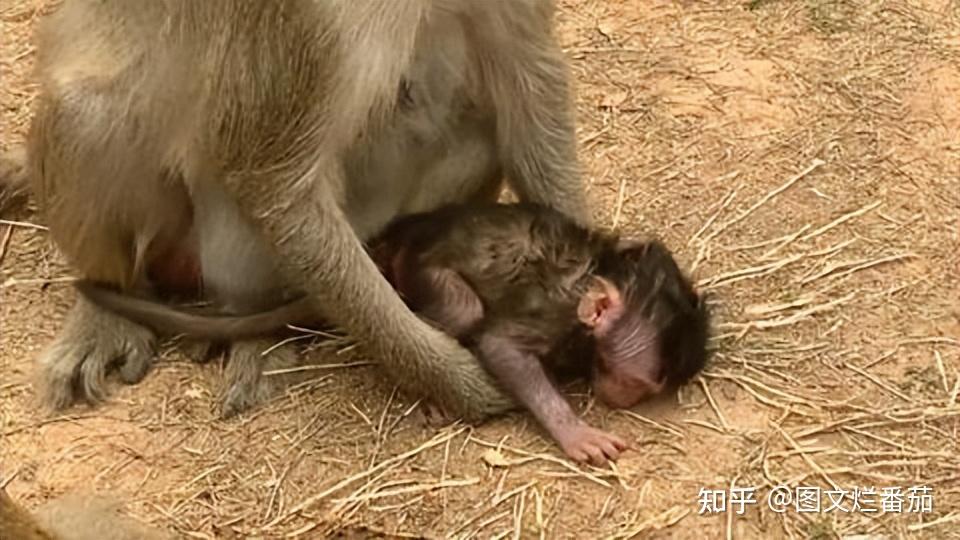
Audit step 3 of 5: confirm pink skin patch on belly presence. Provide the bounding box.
[147,245,203,296]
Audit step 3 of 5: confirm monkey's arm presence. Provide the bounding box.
[474,327,626,465]
[470,5,590,225]
[475,330,578,428]
[225,170,511,420]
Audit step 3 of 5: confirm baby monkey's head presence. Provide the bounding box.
[577,239,711,409]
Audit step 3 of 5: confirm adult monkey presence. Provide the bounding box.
[25,0,589,419]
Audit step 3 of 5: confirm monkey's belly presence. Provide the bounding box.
[147,246,202,296]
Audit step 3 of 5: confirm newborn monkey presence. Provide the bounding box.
[367,203,711,464]
[79,203,711,465]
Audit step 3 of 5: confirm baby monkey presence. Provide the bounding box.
[367,203,710,464]
[79,203,711,465]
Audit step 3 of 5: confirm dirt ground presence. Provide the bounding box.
[2,1,958,538]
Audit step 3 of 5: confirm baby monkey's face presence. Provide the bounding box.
[576,272,667,410]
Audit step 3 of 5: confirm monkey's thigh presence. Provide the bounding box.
[220,339,314,418]
[30,85,190,409]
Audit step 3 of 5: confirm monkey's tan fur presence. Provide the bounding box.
[0,489,172,540]
[22,0,588,420]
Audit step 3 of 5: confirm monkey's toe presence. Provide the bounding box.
[416,401,454,427]
[220,371,276,419]
[220,388,261,419]
[36,347,85,410]
[220,339,306,417]
[116,339,156,385]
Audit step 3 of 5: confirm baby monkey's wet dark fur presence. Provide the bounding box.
[371,203,709,389]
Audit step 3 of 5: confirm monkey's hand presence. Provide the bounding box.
[555,422,628,467]
[390,325,516,422]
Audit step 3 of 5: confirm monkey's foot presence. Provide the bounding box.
[415,400,455,428]
[173,339,222,365]
[220,340,306,418]
[37,296,157,410]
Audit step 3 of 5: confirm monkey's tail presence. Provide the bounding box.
[74,280,318,341]
[0,147,30,216]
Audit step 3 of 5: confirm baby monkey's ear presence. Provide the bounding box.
[577,276,623,335]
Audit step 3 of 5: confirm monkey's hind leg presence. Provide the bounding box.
[36,295,156,410]
[26,64,190,410]
[220,339,310,418]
